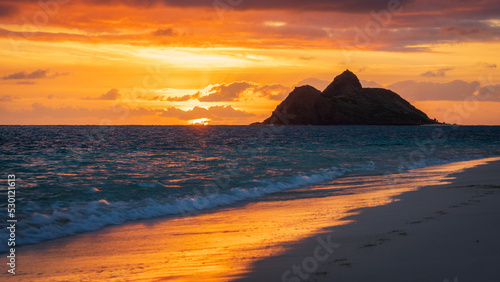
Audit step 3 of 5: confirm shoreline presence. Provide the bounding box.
[0,155,488,254]
[2,157,499,281]
[238,157,500,282]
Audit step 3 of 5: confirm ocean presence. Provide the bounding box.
[1,125,499,252]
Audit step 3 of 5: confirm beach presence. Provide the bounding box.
[241,158,500,282]
[2,157,499,281]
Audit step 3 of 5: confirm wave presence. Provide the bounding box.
[0,155,484,253]
[0,166,351,253]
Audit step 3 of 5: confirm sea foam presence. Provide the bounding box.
[0,166,347,252]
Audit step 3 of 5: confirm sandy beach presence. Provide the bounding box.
[3,157,500,281]
[240,158,500,282]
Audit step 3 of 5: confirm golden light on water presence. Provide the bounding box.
[190,118,211,125]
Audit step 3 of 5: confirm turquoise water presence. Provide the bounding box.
[1,125,499,251]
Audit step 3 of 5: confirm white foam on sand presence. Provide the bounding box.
[0,156,486,253]
[0,166,348,252]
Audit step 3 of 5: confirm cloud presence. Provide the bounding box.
[0,95,16,102]
[295,78,330,91]
[166,93,199,102]
[360,80,383,88]
[161,105,255,120]
[60,0,404,13]
[479,62,497,68]
[387,80,500,101]
[438,24,498,38]
[254,84,291,100]
[163,82,291,102]
[152,28,178,37]
[2,0,500,54]
[0,102,154,121]
[16,81,37,85]
[2,69,68,80]
[0,102,257,124]
[259,24,329,40]
[477,84,500,101]
[0,4,18,18]
[84,89,121,100]
[1,0,499,52]
[420,67,454,77]
[2,69,49,80]
[199,82,254,102]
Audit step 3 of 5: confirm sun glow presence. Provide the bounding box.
[190,118,211,125]
[1,0,499,125]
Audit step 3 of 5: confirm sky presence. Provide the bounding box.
[0,0,499,125]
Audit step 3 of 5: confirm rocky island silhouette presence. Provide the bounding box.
[254,70,440,125]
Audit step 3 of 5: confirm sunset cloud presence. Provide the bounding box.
[152,28,179,37]
[388,80,500,102]
[420,67,455,78]
[165,93,198,102]
[199,82,253,102]
[2,69,67,80]
[161,105,255,120]
[0,4,18,18]
[16,81,37,85]
[161,82,291,102]
[1,0,499,125]
[0,95,16,102]
[479,62,497,69]
[24,0,407,12]
[0,102,154,124]
[84,89,121,100]
[0,0,498,51]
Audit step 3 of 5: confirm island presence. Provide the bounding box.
[253,70,440,125]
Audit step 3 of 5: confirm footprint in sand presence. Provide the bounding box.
[378,238,391,243]
[387,229,408,236]
[388,229,404,234]
[334,258,352,268]
[340,262,352,267]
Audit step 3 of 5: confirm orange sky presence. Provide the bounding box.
[0,0,499,125]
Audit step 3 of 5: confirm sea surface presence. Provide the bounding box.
[1,125,499,252]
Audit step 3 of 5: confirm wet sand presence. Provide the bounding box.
[2,157,499,281]
[239,157,500,282]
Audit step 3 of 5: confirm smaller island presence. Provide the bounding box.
[253,70,440,125]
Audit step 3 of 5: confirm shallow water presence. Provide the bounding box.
[1,125,499,250]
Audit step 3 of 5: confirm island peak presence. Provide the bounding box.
[323,69,362,96]
[254,70,440,126]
